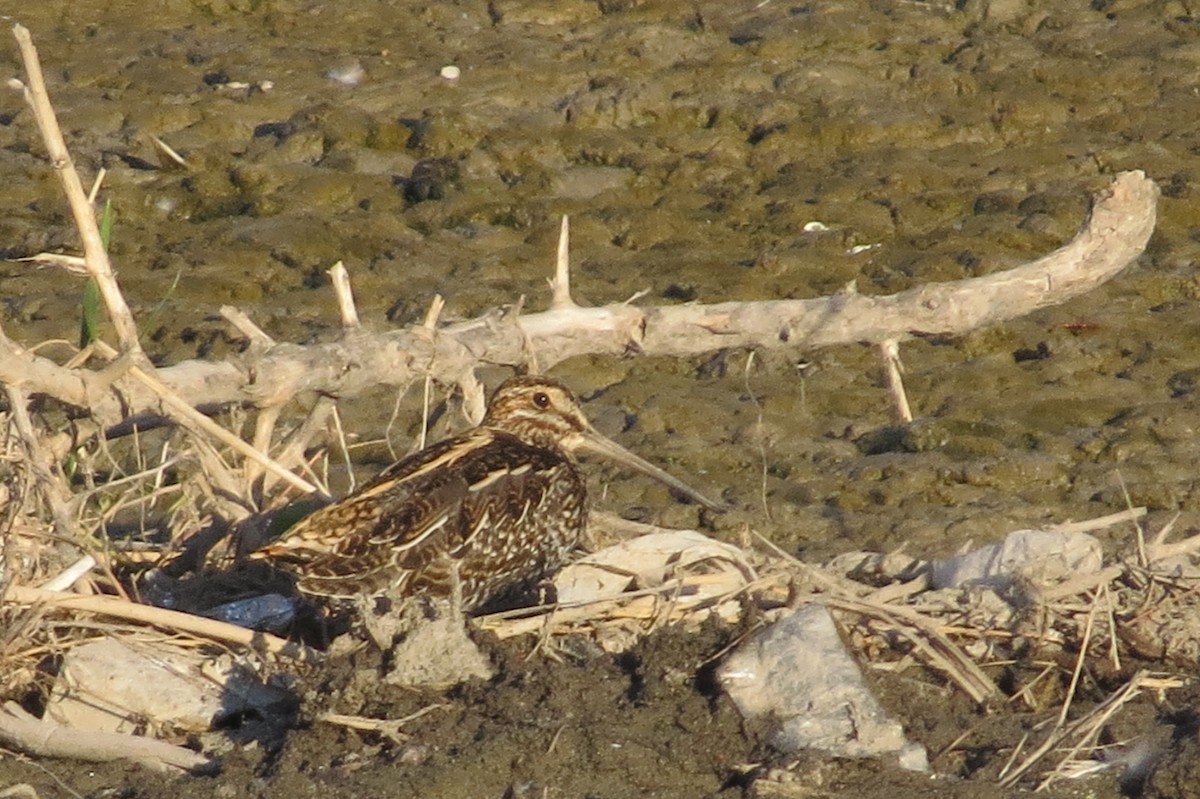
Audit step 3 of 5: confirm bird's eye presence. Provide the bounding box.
[532,392,551,409]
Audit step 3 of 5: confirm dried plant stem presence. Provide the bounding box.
[6,584,320,663]
[1045,507,1146,535]
[549,215,576,310]
[1056,598,1098,728]
[317,704,447,743]
[2,380,73,537]
[879,339,912,423]
[219,305,275,348]
[10,24,140,355]
[826,595,998,705]
[245,403,282,496]
[327,261,360,328]
[999,671,1172,789]
[0,701,209,773]
[270,396,337,490]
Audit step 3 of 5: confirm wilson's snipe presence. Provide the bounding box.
[250,376,724,611]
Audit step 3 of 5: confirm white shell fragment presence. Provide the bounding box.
[719,603,928,770]
[440,64,461,81]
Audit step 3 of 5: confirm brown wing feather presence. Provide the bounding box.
[253,428,586,605]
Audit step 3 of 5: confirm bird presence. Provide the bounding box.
[248,375,725,613]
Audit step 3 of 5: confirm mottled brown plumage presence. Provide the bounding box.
[250,376,724,611]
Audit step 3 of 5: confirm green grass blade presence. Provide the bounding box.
[80,200,115,348]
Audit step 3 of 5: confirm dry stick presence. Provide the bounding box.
[1035,673,1181,791]
[414,295,446,453]
[85,167,105,204]
[328,403,355,493]
[219,305,276,348]
[317,704,447,743]
[328,261,360,328]
[418,373,433,451]
[1045,506,1146,535]
[308,274,432,481]
[997,732,1031,783]
[39,555,96,592]
[0,701,209,774]
[1037,564,1123,602]
[1057,597,1098,729]
[133,360,320,495]
[10,25,140,355]
[1039,518,1199,603]
[1102,583,1121,672]
[878,339,912,423]
[478,575,744,639]
[245,403,282,499]
[1112,470,1149,568]
[1009,662,1059,713]
[223,293,327,495]
[15,251,87,273]
[273,397,337,488]
[1149,511,1179,548]
[423,294,446,330]
[996,602,1100,789]
[1145,527,1200,564]
[549,215,576,310]
[5,584,321,663]
[741,352,772,522]
[148,134,188,170]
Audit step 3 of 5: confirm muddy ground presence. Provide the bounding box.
[4,0,1200,796]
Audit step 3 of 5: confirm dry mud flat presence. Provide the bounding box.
[6,0,1200,797]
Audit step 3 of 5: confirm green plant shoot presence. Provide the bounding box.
[79,200,112,348]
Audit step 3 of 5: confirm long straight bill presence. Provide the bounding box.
[573,429,728,512]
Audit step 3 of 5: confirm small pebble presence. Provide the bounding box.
[440,64,461,81]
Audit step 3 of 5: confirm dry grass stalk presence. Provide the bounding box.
[826,594,999,705]
[317,703,447,744]
[995,671,1181,790]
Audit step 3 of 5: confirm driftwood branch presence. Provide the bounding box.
[0,170,1158,433]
